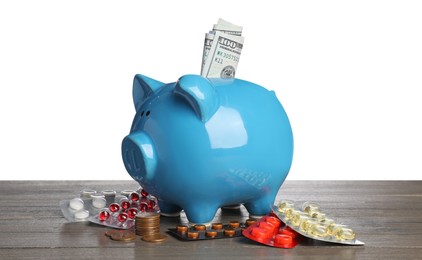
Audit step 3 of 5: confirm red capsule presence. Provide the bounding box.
[109,203,120,213]
[121,200,130,210]
[147,200,156,210]
[128,208,138,219]
[140,190,148,197]
[139,202,148,212]
[98,210,110,221]
[129,192,140,202]
[117,213,128,222]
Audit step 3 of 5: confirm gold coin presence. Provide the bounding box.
[141,233,168,243]
[110,230,137,242]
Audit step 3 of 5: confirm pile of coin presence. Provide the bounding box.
[135,212,167,242]
[105,229,136,242]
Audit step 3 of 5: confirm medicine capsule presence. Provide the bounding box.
[129,192,140,202]
[300,218,318,233]
[285,208,300,221]
[277,200,294,213]
[327,223,346,236]
[333,227,355,240]
[229,221,240,229]
[99,209,111,221]
[80,189,96,199]
[302,202,320,214]
[291,212,309,227]
[92,197,107,209]
[69,198,84,211]
[212,223,223,230]
[319,217,335,226]
[139,202,148,212]
[117,212,128,222]
[74,209,89,220]
[127,208,138,219]
[109,203,120,213]
[140,189,149,198]
[147,199,156,211]
[307,223,328,238]
[119,197,131,210]
[309,211,326,221]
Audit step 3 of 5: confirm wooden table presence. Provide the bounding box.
[0,181,421,259]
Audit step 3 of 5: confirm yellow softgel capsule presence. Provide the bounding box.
[285,208,300,221]
[333,227,356,240]
[300,218,318,233]
[277,200,294,213]
[327,223,346,236]
[309,211,326,221]
[319,217,335,226]
[307,223,328,238]
[302,202,320,214]
[291,212,309,227]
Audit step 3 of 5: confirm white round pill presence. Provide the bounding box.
[69,198,84,210]
[92,197,107,209]
[74,209,90,220]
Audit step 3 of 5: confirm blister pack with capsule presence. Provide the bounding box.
[60,187,160,229]
[168,219,257,241]
[242,214,301,248]
[272,200,364,246]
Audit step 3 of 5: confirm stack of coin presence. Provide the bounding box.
[135,212,167,242]
[135,212,160,236]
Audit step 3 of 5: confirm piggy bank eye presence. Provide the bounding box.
[146,110,151,117]
[140,111,145,117]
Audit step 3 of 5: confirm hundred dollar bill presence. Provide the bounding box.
[200,19,243,77]
[212,18,242,36]
[201,31,244,78]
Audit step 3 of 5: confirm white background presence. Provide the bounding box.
[0,0,421,180]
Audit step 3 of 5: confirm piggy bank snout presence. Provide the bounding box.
[121,132,157,182]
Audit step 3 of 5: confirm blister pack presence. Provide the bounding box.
[168,219,257,241]
[242,214,301,248]
[272,200,364,245]
[60,187,160,229]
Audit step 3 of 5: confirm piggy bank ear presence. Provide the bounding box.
[174,75,219,122]
[133,74,165,111]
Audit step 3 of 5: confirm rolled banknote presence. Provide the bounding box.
[212,18,243,36]
[201,31,244,78]
[201,19,244,78]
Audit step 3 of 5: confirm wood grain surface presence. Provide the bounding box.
[0,181,421,259]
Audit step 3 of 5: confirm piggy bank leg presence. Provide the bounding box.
[244,195,276,218]
[183,203,219,224]
[158,200,182,217]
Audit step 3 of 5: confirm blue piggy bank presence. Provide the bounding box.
[122,74,293,224]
